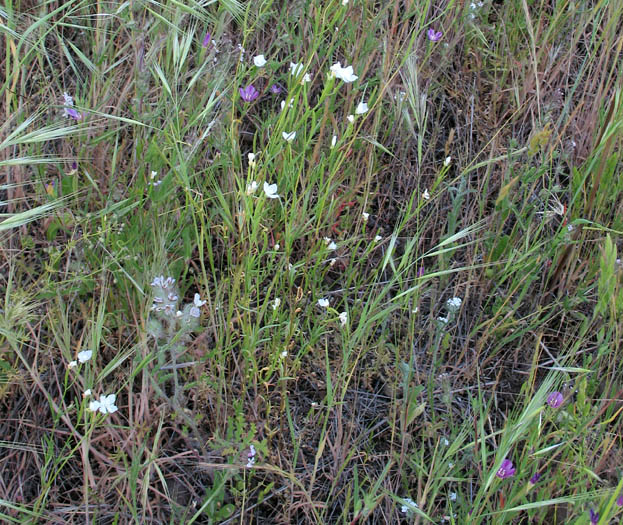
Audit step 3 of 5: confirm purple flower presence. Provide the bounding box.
[617,493,623,506]
[496,459,516,479]
[589,509,599,524]
[202,32,211,48]
[270,83,282,94]
[62,92,83,120]
[427,28,443,42]
[239,84,259,102]
[529,472,541,485]
[546,391,564,408]
[417,267,425,277]
[65,108,82,120]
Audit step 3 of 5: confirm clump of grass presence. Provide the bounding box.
[1,0,623,523]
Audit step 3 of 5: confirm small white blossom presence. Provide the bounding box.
[246,444,257,468]
[280,350,288,358]
[263,182,279,199]
[282,131,296,142]
[68,360,78,369]
[362,212,369,221]
[401,498,418,514]
[442,437,450,446]
[329,62,358,83]
[280,99,294,111]
[449,492,457,501]
[342,0,348,4]
[290,62,305,76]
[150,170,158,180]
[77,350,92,363]
[339,311,348,327]
[347,114,355,123]
[83,389,92,397]
[194,293,206,308]
[446,297,462,312]
[324,237,337,250]
[422,189,430,200]
[248,152,256,167]
[253,54,267,67]
[355,101,368,114]
[274,243,280,250]
[437,316,449,324]
[246,181,259,195]
[301,72,311,83]
[444,156,451,166]
[272,297,281,310]
[374,235,382,242]
[331,135,337,148]
[89,393,118,415]
[318,298,330,308]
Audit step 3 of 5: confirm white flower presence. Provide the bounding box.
[449,492,457,501]
[253,54,267,67]
[342,0,348,4]
[355,101,368,114]
[246,444,257,468]
[194,293,206,307]
[272,297,281,310]
[150,170,158,179]
[290,62,304,76]
[401,498,418,514]
[411,307,419,314]
[442,437,449,446]
[339,311,348,326]
[329,62,358,83]
[89,393,118,415]
[374,235,382,242]
[248,152,256,167]
[282,131,296,142]
[362,212,369,221]
[437,316,449,324]
[347,114,355,123]
[324,237,337,250]
[318,298,329,308]
[331,135,337,148]
[263,182,279,199]
[422,188,430,200]
[446,297,462,312]
[189,293,206,318]
[68,360,78,369]
[280,99,294,111]
[83,389,92,397]
[274,243,280,250]
[444,156,451,166]
[280,350,288,358]
[246,181,259,195]
[77,350,93,363]
[63,92,74,106]
[301,73,311,83]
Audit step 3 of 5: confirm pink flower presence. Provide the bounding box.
[427,28,443,42]
[496,459,516,479]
